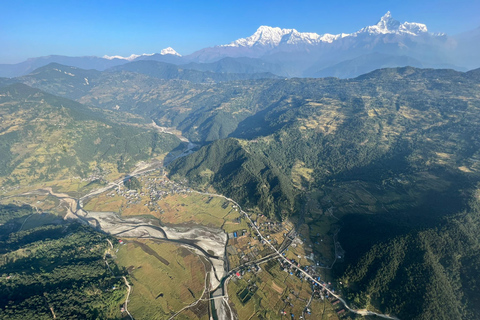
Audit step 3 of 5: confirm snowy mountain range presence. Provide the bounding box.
[221,12,428,49]
[0,12,478,78]
[102,47,182,61]
[189,12,450,65]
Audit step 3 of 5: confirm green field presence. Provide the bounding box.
[227,260,340,320]
[115,239,208,319]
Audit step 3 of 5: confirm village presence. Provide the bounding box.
[101,168,191,214]
[79,166,353,319]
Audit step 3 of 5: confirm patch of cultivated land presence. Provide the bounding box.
[4,166,338,318]
[115,239,207,319]
[227,259,341,320]
[83,172,244,229]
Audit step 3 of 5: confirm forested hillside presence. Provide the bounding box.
[169,67,480,217]
[340,192,480,320]
[166,67,480,318]
[0,207,126,320]
[0,83,181,186]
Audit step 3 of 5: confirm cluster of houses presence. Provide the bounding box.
[140,176,189,203]
[104,172,191,212]
[0,185,21,194]
[234,263,262,279]
[256,220,283,233]
[277,257,340,301]
[82,166,110,183]
[109,188,142,206]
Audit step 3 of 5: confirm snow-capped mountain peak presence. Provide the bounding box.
[223,26,295,48]
[357,11,428,35]
[221,25,341,48]
[221,11,430,51]
[103,53,154,61]
[160,47,181,56]
[102,48,180,61]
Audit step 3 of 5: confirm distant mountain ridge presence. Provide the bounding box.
[102,47,182,61]
[219,11,429,50]
[107,60,280,82]
[0,47,182,78]
[189,12,459,76]
[0,12,478,78]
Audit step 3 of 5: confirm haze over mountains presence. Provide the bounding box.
[1,12,478,78]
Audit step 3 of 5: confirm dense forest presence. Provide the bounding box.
[0,204,34,225]
[339,191,480,320]
[0,208,126,320]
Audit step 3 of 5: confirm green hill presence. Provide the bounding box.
[168,138,297,218]
[0,83,181,187]
[3,63,480,319]
[167,67,480,318]
[18,63,102,99]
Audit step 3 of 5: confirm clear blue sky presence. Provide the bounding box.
[1,0,479,63]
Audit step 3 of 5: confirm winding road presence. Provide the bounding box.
[189,190,400,320]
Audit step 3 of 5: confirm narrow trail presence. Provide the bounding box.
[302,293,314,319]
[122,276,133,320]
[18,214,33,232]
[103,240,132,320]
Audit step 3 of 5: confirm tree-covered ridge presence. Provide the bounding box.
[340,192,480,320]
[12,65,480,146]
[0,222,126,320]
[15,64,279,142]
[0,204,34,225]
[168,138,298,218]
[0,83,181,186]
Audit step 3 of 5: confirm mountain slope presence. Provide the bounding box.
[0,217,126,320]
[340,193,480,320]
[168,138,297,218]
[311,53,425,78]
[0,83,181,186]
[168,67,480,217]
[166,66,480,318]
[181,57,288,76]
[18,63,102,99]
